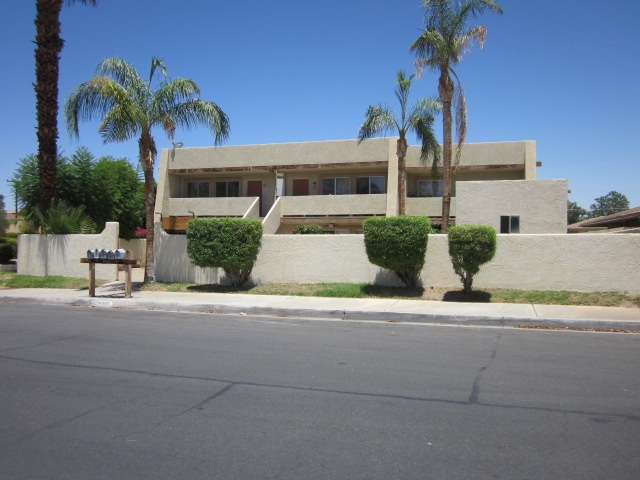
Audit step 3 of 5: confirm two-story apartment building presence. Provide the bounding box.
[154,137,564,234]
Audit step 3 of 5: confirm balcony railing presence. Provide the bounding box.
[168,197,257,217]
[406,197,456,217]
[280,194,387,217]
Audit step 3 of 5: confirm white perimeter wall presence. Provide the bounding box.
[154,224,640,292]
[17,222,120,280]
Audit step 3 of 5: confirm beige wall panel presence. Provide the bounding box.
[17,223,120,280]
[456,179,567,233]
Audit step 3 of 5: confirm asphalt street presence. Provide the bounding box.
[1,303,639,479]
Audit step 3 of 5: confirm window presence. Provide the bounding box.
[187,181,210,198]
[216,181,240,197]
[356,176,385,194]
[322,177,350,195]
[500,215,520,234]
[418,180,443,197]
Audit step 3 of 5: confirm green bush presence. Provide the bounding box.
[0,194,7,238]
[0,241,16,264]
[448,225,497,294]
[363,216,433,287]
[294,224,324,234]
[186,218,263,287]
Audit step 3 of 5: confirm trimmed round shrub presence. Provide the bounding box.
[448,225,497,293]
[294,224,324,234]
[363,216,433,287]
[186,218,263,287]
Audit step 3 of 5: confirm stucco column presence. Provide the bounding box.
[386,137,399,216]
[154,149,171,222]
[524,140,537,180]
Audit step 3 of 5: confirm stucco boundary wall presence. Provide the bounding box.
[119,238,146,268]
[154,224,640,292]
[17,222,120,281]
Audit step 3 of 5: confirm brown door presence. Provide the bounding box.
[247,180,263,216]
[293,179,309,196]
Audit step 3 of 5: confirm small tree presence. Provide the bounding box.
[589,191,629,218]
[363,216,433,288]
[186,218,263,287]
[448,225,496,294]
[294,224,324,234]
[11,149,144,237]
[567,200,588,224]
[0,194,7,238]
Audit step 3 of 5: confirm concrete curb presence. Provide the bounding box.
[2,293,640,331]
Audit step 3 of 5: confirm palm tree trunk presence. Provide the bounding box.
[139,132,157,282]
[396,136,408,216]
[35,0,64,212]
[439,71,455,233]
[441,102,452,233]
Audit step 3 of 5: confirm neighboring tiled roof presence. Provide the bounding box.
[568,206,640,230]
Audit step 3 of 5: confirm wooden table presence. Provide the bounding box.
[80,258,141,298]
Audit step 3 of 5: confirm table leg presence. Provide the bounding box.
[89,263,96,297]
[125,264,132,298]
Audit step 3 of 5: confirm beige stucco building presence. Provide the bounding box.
[155,137,566,234]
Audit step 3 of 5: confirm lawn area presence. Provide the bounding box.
[138,280,640,308]
[0,272,103,290]
[0,272,638,308]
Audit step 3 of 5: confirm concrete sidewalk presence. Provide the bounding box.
[1,280,639,330]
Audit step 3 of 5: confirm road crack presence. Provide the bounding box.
[468,332,502,404]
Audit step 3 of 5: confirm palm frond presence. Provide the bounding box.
[99,104,143,143]
[453,82,467,169]
[153,78,201,115]
[459,0,503,20]
[65,77,123,137]
[96,58,145,91]
[394,71,414,124]
[33,200,96,234]
[410,29,448,76]
[409,97,442,171]
[456,25,488,58]
[357,105,398,142]
[164,99,230,145]
[148,56,168,85]
[65,1,99,5]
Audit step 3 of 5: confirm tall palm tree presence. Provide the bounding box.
[358,70,441,216]
[65,57,230,282]
[410,0,502,232]
[35,0,99,212]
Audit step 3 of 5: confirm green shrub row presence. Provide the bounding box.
[184,216,497,292]
[294,224,324,234]
[363,217,497,292]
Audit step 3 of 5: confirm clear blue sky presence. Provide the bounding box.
[1,0,639,210]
